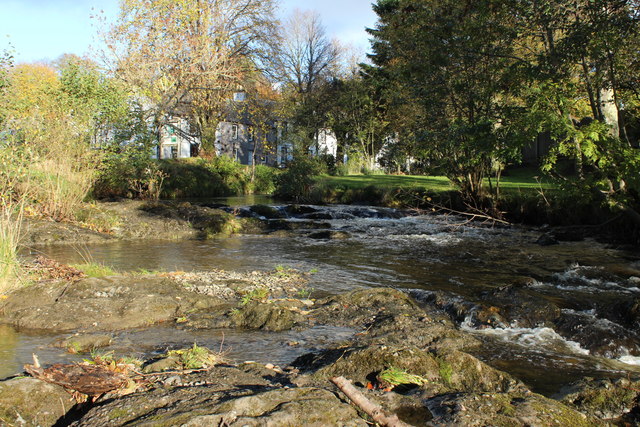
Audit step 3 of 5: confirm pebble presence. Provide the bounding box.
[164,376,183,387]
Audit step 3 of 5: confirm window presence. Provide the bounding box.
[248,126,254,141]
[231,124,238,140]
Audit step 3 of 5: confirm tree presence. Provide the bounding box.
[0,63,100,219]
[368,0,528,204]
[0,46,13,108]
[101,0,278,156]
[274,9,340,95]
[367,0,640,223]
[512,0,640,224]
[327,75,389,172]
[235,74,281,180]
[273,9,341,152]
[56,55,130,147]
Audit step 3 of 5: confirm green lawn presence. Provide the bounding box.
[316,174,454,192]
[317,168,554,194]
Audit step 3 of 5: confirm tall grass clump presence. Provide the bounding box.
[0,199,23,293]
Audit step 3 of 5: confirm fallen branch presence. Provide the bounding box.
[330,376,413,427]
[397,188,510,226]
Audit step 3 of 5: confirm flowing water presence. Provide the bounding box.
[10,201,640,395]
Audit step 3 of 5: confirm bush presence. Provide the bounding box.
[274,156,327,201]
[250,165,278,195]
[95,155,261,200]
[160,157,250,198]
[93,144,165,200]
[318,154,337,175]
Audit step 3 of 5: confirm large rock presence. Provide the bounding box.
[294,345,523,396]
[311,288,478,351]
[475,284,562,328]
[249,204,286,219]
[71,365,366,426]
[560,377,640,421]
[425,391,601,426]
[0,276,223,332]
[52,333,113,353]
[0,377,71,426]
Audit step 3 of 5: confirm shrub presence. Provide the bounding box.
[251,165,278,194]
[93,144,166,200]
[318,154,337,175]
[275,155,327,201]
[160,157,250,198]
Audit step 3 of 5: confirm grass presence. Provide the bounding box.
[317,167,554,194]
[240,287,270,306]
[0,200,23,294]
[378,366,428,386]
[167,343,224,370]
[495,167,555,192]
[71,262,116,278]
[317,174,454,192]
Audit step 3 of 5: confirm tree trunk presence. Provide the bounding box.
[600,87,619,138]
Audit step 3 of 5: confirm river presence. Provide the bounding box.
[9,201,640,396]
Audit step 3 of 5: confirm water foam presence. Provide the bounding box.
[461,317,590,356]
[618,353,640,366]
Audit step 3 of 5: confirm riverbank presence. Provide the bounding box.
[1,265,637,426]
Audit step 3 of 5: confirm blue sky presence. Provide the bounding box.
[1,0,378,64]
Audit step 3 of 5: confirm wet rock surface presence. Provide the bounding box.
[3,284,639,426]
[21,200,414,246]
[52,334,114,354]
[424,391,600,426]
[0,276,221,332]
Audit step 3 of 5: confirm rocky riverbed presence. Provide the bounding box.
[1,266,639,426]
[5,200,640,426]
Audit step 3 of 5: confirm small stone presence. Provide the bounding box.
[163,376,183,387]
[265,363,275,370]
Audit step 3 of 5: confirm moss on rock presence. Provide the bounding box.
[0,377,70,426]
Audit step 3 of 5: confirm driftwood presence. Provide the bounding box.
[330,376,414,427]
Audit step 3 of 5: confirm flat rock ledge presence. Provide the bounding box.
[0,269,309,332]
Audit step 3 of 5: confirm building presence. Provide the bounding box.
[154,94,295,167]
[156,116,199,160]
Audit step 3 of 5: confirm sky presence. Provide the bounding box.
[0,0,378,64]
